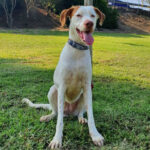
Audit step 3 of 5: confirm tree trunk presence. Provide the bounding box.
[24,0,35,18]
[1,0,16,28]
[84,0,93,65]
[27,9,30,18]
[9,14,13,28]
[84,0,93,5]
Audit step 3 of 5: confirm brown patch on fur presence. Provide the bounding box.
[64,72,83,115]
[94,7,105,26]
[70,6,80,18]
[65,71,84,102]
[60,6,80,27]
[66,87,81,101]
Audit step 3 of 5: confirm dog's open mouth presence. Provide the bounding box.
[76,28,94,45]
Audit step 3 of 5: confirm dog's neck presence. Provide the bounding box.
[69,26,87,46]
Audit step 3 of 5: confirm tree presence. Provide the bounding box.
[84,0,93,5]
[24,0,35,18]
[36,0,55,13]
[0,0,16,28]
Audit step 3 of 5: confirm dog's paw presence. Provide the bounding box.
[48,138,62,149]
[92,134,104,147]
[78,117,87,124]
[40,114,55,122]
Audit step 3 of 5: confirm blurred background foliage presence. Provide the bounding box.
[0,0,118,28]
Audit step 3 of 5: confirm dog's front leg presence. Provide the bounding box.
[84,83,104,147]
[49,86,65,149]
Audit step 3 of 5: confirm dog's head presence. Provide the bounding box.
[60,6,105,45]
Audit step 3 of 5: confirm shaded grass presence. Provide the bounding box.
[0,29,150,150]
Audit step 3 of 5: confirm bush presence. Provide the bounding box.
[55,0,83,14]
[93,0,118,29]
[38,0,83,14]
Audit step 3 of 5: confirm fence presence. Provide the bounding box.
[108,0,150,12]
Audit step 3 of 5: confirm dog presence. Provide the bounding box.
[23,6,105,149]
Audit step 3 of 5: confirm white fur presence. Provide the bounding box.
[22,6,104,149]
[22,98,51,110]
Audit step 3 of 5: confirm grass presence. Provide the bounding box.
[0,29,150,150]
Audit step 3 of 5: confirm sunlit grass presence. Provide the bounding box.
[0,29,150,149]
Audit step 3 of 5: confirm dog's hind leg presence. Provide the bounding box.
[40,85,58,122]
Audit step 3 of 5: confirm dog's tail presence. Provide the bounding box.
[22,98,51,110]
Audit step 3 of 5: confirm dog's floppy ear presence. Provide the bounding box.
[60,7,75,27]
[94,7,105,26]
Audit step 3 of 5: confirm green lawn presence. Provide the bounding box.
[0,29,150,150]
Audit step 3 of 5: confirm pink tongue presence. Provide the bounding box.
[82,32,94,45]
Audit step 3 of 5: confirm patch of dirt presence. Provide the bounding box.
[118,12,150,34]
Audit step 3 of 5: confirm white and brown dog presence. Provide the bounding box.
[23,6,105,149]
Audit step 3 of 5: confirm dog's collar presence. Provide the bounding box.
[68,39,89,50]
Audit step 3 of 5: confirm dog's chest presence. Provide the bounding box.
[54,45,91,102]
[64,66,86,101]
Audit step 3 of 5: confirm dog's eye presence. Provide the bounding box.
[76,14,82,17]
[91,14,95,18]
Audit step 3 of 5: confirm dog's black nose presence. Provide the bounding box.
[84,20,93,28]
